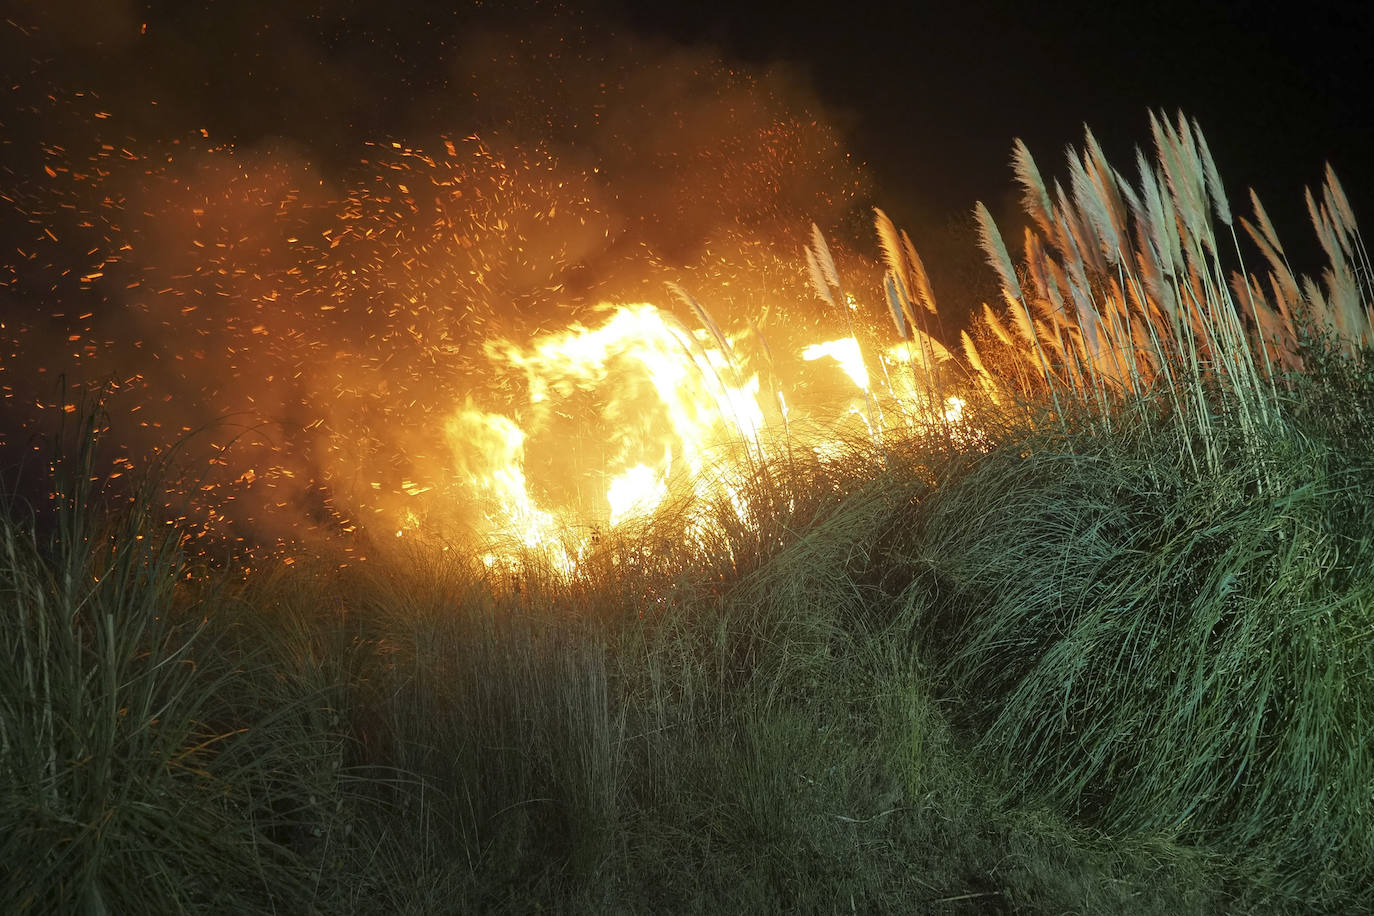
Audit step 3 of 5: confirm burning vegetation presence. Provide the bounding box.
[2,11,1373,913]
[0,70,967,575]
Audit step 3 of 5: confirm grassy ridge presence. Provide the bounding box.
[6,407,1370,912]
[898,417,1374,905]
[4,114,1373,913]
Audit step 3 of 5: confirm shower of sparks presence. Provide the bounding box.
[0,85,961,576]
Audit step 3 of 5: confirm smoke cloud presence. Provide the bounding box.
[0,3,877,557]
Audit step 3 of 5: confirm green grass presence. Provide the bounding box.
[1,414,349,914]
[6,397,1371,913]
[890,421,1374,908]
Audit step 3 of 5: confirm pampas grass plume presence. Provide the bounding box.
[810,223,840,288]
[884,271,909,340]
[975,201,1022,300]
[1012,138,1054,237]
[903,232,939,314]
[982,301,1013,347]
[1193,118,1232,227]
[806,246,836,307]
[874,207,906,277]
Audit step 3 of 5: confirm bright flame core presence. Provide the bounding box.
[408,306,963,573]
[803,336,870,390]
[419,303,774,572]
[607,462,670,526]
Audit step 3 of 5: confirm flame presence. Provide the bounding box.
[397,297,976,573]
[607,462,669,526]
[445,408,564,554]
[433,303,773,569]
[803,336,870,390]
[2,95,964,577]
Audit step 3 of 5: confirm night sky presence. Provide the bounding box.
[6,0,1370,254]
[645,0,1374,246]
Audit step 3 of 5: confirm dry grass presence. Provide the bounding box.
[892,111,1371,484]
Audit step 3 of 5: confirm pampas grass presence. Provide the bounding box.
[912,111,1374,482]
[973,201,1023,300]
[862,110,1374,911]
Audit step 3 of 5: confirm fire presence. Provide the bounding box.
[431,303,774,570]
[1,88,963,576]
[803,336,870,390]
[607,462,669,526]
[445,408,562,553]
[420,303,967,573]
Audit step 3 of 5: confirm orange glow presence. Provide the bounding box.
[803,336,870,390]
[607,462,669,526]
[2,100,968,577]
[429,303,773,570]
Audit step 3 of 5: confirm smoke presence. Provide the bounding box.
[0,3,875,557]
[23,0,143,51]
[445,22,867,249]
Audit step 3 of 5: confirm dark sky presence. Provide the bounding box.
[616,0,1374,256]
[6,0,1370,253]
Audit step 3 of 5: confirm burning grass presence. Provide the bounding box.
[4,112,1374,912]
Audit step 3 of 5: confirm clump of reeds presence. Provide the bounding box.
[853,112,1374,907]
[922,111,1372,482]
[893,414,1374,906]
[0,409,347,914]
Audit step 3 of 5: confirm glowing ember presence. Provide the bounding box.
[0,74,962,577]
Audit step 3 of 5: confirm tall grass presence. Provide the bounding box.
[889,422,1374,902]
[865,111,1374,910]
[271,440,1246,913]
[3,416,1254,913]
[951,112,1369,485]
[1,410,348,913]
